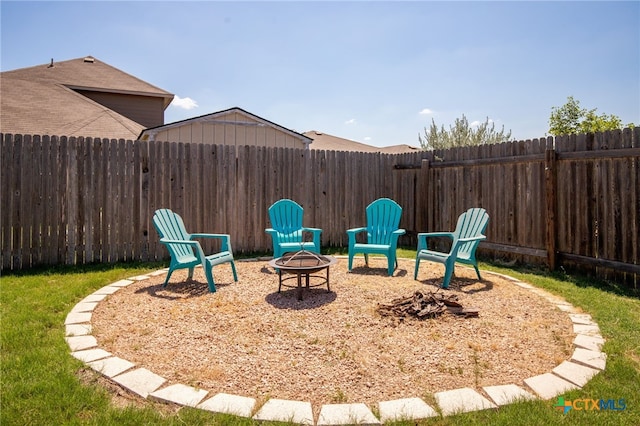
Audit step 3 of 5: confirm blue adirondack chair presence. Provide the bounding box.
[414,207,489,288]
[265,199,322,258]
[152,209,238,293]
[347,198,406,276]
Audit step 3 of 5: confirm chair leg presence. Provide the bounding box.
[348,252,354,271]
[442,264,454,289]
[162,268,175,288]
[364,253,369,266]
[204,263,217,293]
[414,258,421,280]
[387,256,394,276]
[473,264,482,280]
[230,260,238,282]
[187,267,195,280]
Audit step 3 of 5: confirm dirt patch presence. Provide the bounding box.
[91,257,575,416]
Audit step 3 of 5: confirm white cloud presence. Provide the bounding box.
[471,118,494,127]
[345,118,356,125]
[419,108,433,115]
[170,95,198,110]
[364,136,372,141]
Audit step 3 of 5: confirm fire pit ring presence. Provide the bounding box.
[268,250,337,300]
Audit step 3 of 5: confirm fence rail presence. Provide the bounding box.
[2,129,638,289]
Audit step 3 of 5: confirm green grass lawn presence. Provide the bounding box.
[1,254,638,426]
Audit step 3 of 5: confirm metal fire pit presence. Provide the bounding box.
[268,250,337,300]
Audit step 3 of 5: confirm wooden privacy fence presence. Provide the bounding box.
[2,129,638,289]
[420,128,639,287]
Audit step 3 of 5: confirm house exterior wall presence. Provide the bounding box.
[76,90,165,128]
[148,111,307,148]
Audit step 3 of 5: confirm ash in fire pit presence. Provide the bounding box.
[268,250,337,300]
[376,290,479,319]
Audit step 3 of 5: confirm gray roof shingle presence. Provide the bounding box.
[1,56,174,140]
[303,130,420,153]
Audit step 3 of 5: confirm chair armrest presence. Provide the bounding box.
[417,232,455,252]
[301,227,322,234]
[346,227,367,235]
[160,238,199,246]
[189,233,232,253]
[161,238,210,262]
[387,228,406,249]
[302,227,322,245]
[417,232,456,239]
[190,233,231,240]
[448,235,486,257]
[346,227,367,246]
[457,235,486,243]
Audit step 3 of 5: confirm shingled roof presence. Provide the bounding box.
[303,130,420,154]
[0,56,174,140]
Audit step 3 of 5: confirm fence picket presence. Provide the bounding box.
[0,132,637,288]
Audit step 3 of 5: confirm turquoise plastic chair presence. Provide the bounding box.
[152,209,238,293]
[414,207,489,288]
[265,199,322,258]
[347,198,406,276]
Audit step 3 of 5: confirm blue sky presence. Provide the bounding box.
[2,1,638,147]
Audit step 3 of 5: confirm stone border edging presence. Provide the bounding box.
[65,259,607,424]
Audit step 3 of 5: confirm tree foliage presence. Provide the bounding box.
[419,115,512,151]
[548,96,634,136]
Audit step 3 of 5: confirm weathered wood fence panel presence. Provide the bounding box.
[1,130,638,289]
[552,129,640,284]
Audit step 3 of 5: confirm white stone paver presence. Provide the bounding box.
[110,279,135,287]
[65,335,97,351]
[111,368,166,398]
[571,348,607,370]
[71,302,98,313]
[253,399,314,425]
[197,393,256,418]
[555,303,579,313]
[568,313,594,325]
[81,293,109,303]
[93,285,121,295]
[317,403,380,425]
[71,348,112,363]
[573,334,605,351]
[435,387,497,416]
[149,383,209,407]
[573,323,601,336]
[482,384,537,406]
[65,264,607,425]
[378,397,437,422]
[65,312,92,325]
[65,323,92,336]
[87,356,135,378]
[524,373,579,399]
[127,275,151,281]
[512,281,535,289]
[552,361,601,387]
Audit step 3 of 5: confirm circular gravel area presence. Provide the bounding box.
[91,257,575,417]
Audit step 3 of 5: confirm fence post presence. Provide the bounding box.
[417,159,431,232]
[545,147,558,270]
[139,140,150,262]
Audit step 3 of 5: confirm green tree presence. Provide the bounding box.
[419,115,512,151]
[548,96,634,136]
